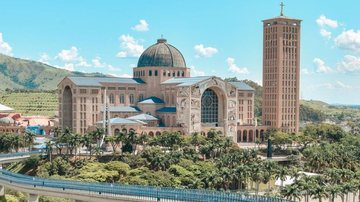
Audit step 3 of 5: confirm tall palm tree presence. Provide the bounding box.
[45,140,55,162]
[326,184,341,202]
[24,131,36,152]
[275,167,289,188]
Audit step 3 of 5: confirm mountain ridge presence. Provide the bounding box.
[0,54,105,91]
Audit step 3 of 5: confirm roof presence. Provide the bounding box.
[67,77,145,87]
[138,97,164,104]
[161,76,212,87]
[0,117,14,124]
[137,38,186,68]
[156,107,176,113]
[101,106,141,113]
[0,103,14,113]
[127,113,158,121]
[229,82,254,91]
[97,117,145,125]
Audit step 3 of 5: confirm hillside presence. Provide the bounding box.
[0,91,58,117]
[0,54,104,91]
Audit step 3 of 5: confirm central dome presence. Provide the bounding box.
[137,38,186,68]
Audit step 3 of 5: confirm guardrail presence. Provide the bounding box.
[0,151,43,159]
[0,152,293,202]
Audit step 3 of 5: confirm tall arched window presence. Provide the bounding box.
[149,70,152,76]
[163,71,166,76]
[119,94,125,104]
[167,71,170,76]
[201,89,218,123]
[109,94,115,104]
[129,94,134,104]
[177,71,180,77]
[182,71,185,77]
[155,70,158,76]
[172,71,175,77]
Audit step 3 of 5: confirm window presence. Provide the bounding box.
[120,94,125,104]
[80,89,87,94]
[155,70,158,76]
[182,71,185,77]
[129,94,134,104]
[177,71,180,77]
[201,89,218,123]
[163,71,166,76]
[109,94,115,104]
[172,71,175,77]
[149,70,152,76]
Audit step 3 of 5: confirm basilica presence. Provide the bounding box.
[59,11,301,144]
[58,38,264,143]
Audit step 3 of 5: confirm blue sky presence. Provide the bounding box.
[0,0,359,105]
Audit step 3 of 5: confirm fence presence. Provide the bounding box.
[0,168,293,202]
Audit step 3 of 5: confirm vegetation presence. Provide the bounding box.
[0,53,105,91]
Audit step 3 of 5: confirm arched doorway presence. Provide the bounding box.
[260,130,265,142]
[201,89,219,125]
[155,131,161,136]
[114,128,120,135]
[62,86,73,130]
[149,131,154,137]
[243,130,248,142]
[237,130,241,143]
[249,130,254,142]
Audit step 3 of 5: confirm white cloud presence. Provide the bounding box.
[316,15,338,28]
[0,33,12,55]
[335,81,351,89]
[56,46,79,62]
[38,53,50,64]
[313,58,332,73]
[116,35,144,58]
[319,81,352,89]
[108,65,122,72]
[334,30,360,52]
[190,65,205,76]
[76,57,91,67]
[301,68,311,75]
[194,44,218,57]
[109,73,132,78]
[226,57,249,75]
[56,63,75,71]
[92,57,106,67]
[316,15,338,39]
[131,19,149,32]
[320,28,331,39]
[337,55,360,72]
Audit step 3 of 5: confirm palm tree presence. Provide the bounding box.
[275,167,289,188]
[24,131,35,152]
[45,140,55,162]
[326,184,341,202]
[310,182,328,202]
[81,133,94,159]
[69,133,81,158]
[281,184,301,202]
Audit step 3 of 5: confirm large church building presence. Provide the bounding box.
[58,10,300,143]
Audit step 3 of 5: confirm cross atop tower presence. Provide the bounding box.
[280,2,285,16]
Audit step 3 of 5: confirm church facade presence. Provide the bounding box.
[58,11,300,143]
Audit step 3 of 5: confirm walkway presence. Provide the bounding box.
[0,152,293,202]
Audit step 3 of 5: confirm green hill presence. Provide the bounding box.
[0,91,58,116]
[0,54,104,91]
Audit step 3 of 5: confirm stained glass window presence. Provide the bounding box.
[201,89,218,123]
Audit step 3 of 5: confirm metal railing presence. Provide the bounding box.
[0,151,42,159]
[0,152,293,202]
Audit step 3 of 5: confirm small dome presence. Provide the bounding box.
[137,38,186,68]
